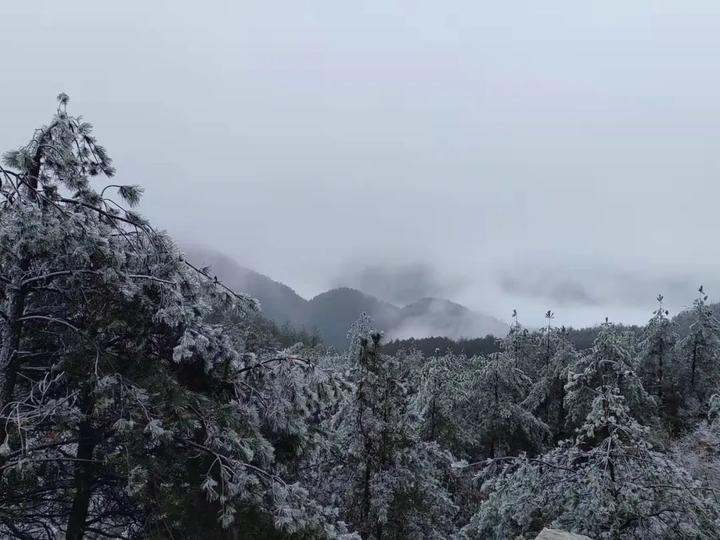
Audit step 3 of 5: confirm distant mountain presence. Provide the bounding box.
[307,287,400,347]
[395,297,509,340]
[184,247,307,326]
[184,246,509,348]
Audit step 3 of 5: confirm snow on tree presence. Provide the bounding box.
[676,286,720,420]
[459,352,550,459]
[311,322,458,539]
[462,386,720,539]
[672,391,720,501]
[0,96,352,539]
[564,321,656,431]
[410,351,472,453]
[522,335,579,442]
[503,310,546,378]
[636,295,678,401]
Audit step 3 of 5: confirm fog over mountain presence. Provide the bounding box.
[332,262,472,306]
[4,1,720,328]
[186,246,508,346]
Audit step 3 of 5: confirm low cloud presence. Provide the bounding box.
[333,262,470,306]
[498,260,719,317]
[500,273,598,306]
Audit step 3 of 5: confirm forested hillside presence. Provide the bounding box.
[186,247,508,347]
[384,324,643,357]
[2,97,720,539]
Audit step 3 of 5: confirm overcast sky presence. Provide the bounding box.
[3,1,720,327]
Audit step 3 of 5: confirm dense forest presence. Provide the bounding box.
[383,324,638,357]
[2,97,720,539]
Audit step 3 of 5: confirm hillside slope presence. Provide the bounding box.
[184,247,509,347]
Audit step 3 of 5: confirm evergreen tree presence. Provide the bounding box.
[463,387,720,539]
[459,352,550,459]
[565,321,656,431]
[313,325,457,539]
[0,96,351,539]
[522,335,578,442]
[503,310,544,378]
[672,392,720,498]
[411,351,469,453]
[636,295,677,399]
[676,286,720,419]
[636,295,680,430]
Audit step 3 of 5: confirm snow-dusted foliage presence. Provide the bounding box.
[676,286,720,420]
[636,295,678,409]
[565,322,656,431]
[459,352,550,459]
[410,351,470,451]
[503,311,547,378]
[0,96,351,539]
[522,333,579,441]
[309,323,458,539]
[462,388,720,539]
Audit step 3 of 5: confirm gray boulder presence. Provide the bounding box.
[536,528,592,540]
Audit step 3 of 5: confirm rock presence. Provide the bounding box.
[535,528,592,540]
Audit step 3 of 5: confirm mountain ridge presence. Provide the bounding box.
[184,246,509,347]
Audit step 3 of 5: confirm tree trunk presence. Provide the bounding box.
[0,286,27,416]
[556,378,566,441]
[691,341,698,392]
[429,395,437,440]
[657,342,664,402]
[66,396,97,540]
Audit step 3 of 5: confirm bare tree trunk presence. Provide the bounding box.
[66,396,97,540]
[0,285,27,415]
[691,341,698,392]
[556,378,566,441]
[657,341,664,402]
[429,395,437,440]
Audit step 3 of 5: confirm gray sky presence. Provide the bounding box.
[3,0,720,327]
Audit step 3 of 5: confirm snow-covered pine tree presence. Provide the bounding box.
[637,295,677,398]
[565,321,656,432]
[459,352,550,459]
[676,286,720,420]
[672,391,720,499]
[635,295,680,429]
[462,386,720,539]
[0,96,353,539]
[314,321,457,539]
[522,334,579,442]
[503,310,545,378]
[411,351,470,452]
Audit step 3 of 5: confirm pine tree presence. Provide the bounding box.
[460,352,550,459]
[503,310,545,378]
[637,296,677,399]
[523,335,578,442]
[0,96,351,539]
[672,392,720,499]
[635,295,681,431]
[314,323,457,539]
[676,286,720,419]
[411,351,469,452]
[463,387,720,539]
[565,321,656,431]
